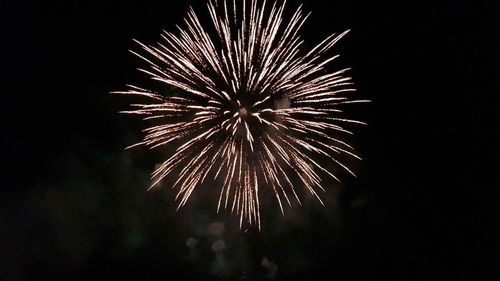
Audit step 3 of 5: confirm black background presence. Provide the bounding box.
[1,0,498,280]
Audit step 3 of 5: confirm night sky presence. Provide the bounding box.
[1,0,498,280]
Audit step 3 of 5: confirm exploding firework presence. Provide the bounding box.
[115,0,366,229]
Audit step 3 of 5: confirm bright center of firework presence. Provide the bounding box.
[239,107,248,117]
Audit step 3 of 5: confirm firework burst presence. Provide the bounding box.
[115,0,366,229]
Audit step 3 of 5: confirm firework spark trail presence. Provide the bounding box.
[114,0,367,229]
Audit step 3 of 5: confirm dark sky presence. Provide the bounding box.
[1,0,498,280]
